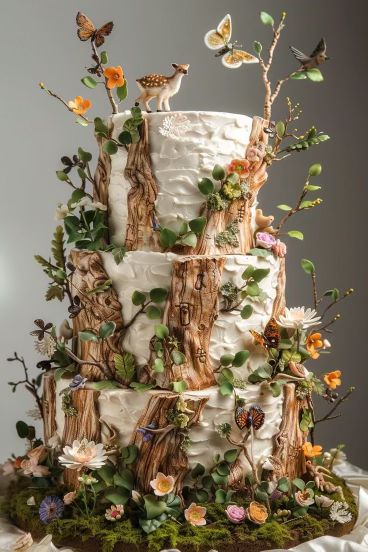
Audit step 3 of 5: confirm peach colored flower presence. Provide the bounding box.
[184,502,207,526]
[246,501,268,525]
[104,66,125,89]
[150,472,175,496]
[295,488,314,507]
[272,239,287,258]
[324,370,342,390]
[228,158,250,177]
[63,491,77,505]
[68,95,92,115]
[306,332,323,360]
[21,445,50,478]
[302,442,323,458]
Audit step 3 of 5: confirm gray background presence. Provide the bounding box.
[0,1,367,467]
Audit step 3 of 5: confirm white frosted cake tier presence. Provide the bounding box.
[54,382,283,477]
[107,111,255,247]
[100,250,284,380]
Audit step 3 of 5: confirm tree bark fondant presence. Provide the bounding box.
[130,392,208,494]
[42,371,57,445]
[272,257,286,318]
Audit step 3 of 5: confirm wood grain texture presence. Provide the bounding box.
[42,372,57,445]
[94,133,112,207]
[130,392,208,494]
[124,119,159,251]
[69,250,124,380]
[272,256,286,318]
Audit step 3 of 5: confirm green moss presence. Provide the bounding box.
[177,523,232,552]
[237,520,293,548]
[146,520,180,552]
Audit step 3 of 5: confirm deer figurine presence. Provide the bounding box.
[134,63,189,112]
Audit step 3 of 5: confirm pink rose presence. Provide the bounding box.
[272,239,287,258]
[225,504,246,524]
[256,232,277,249]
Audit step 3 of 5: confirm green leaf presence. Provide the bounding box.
[114,469,134,490]
[309,163,322,176]
[102,140,118,155]
[75,117,89,127]
[291,71,307,80]
[198,178,214,195]
[260,11,274,25]
[305,184,321,191]
[246,282,260,296]
[233,350,250,367]
[300,200,314,209]
[301,258,315,274]
[191,463,205,478]
[215,489,227,503]
[111,246,126,264]
[248,364,272,383]
[117,83,128,102]
[252,268,270,283]
[46,285,64,302]
[77,147,92,163]
[180,232,197,247]
[118,131,132,145]
[132,290,146,306]
[155,324,169,339]
[139,518,164,534]
[219,381,234,396]
[153,358,165,373]
[171,350,186,365]
[121,444,139,464]
[224,449,238,463]
[282,350,301,363]
[16,421,29,439]
[56,170,69,181]
[172,380,188,393]
[100,51,109,64]
[189,217,206,235]
[94,117,109,137]
[253,41,262,55]
[220,353,234,367]
[105,487,130,505]
[241,304,253,319]
[211,472,228,485]
[130,382,155,392]
[97,464,115,485]
[242,265,255,280]
[146,305,161,319]
[99,321,116,339]
[276,121,285,138]
[81,76,98,89]
[212,164,226,181]
[79,330,99,342]
[324,288,340,301]
[277,204,292,211]
[149,288,168,303]
[292,478,306,491]
[114,353,136,384]
[306,68,324,82]
[277,477,290,493]
[288,230,304,240]
[248,248,271,258]
[270,381,282,397]
[160,228,177,249]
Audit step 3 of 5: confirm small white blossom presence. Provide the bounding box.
[34,335,56,358]
[159,114,192,139]
[55,203,69,220]
[58,438,107,470]
[329,501,352,524]
[277,307,321,331]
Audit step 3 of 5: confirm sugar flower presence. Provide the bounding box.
[225,504,246,524]
[302,442,323,458]
[184,503,207,526]
[315,495,334,508]
[246,143,265,164]
[63,491,77,505]
[21,445,50,478]
[131,490,142,504]
[255,231,277,250]
[55,203,69,220]
[228,158,250,177]
[69,374,88,391]
[78,474,98,485]
[105,504,125,521]
[47,431,62,450]
[272,239,287,258]
[68,95,92,115]
[324,370,342,389]
[246,501,268,525]
[158,114,192,138]
[150,472,175,496]
[329,501,352,524]
[58,438,107,470]
[288,361,309,378]
[12,532,33,551]
[104,66,125,89]
[34,335,56,358]
[295,488,314,507]
[39,496,64,524]
[27,496,36,506]
[1,459,16,476]
[277,307,321,331]
[323,338,332,349]
[306,332,323,359]
[323,447,347,468]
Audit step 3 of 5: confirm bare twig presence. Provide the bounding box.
[39,83,92,123]
[90,40,118,114]
[320,289,354,320]
[7,353,44,419]
[314,387,355,425]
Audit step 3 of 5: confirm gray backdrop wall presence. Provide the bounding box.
[1,0,367,467]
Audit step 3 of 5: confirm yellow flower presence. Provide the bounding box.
[184,503,207,526]
[246,501,268,525]
[103,65,125,89]
[302,442,323,458]
[67,95,92,115]
[150,472,175,496]
[324,370,342,389]
[306,332,323,359]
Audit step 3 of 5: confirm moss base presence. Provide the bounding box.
[2,475,357,552]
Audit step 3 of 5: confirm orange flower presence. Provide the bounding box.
[184,503,207,526]
[104,66,125,89]
[67,95,92,115]
[306,332,323,359]
[150,472,175,496]
[228,158,250,176]
[302,442,323,458]
[324,370,342,390]
[246,501,268,525]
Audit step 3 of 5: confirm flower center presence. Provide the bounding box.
[158,480,171,492]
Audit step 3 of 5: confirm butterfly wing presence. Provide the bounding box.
[263,317,280,349]
[76,12,96,41]
[247,406,265,430]
[235,406,248,430]
[310,37,327,58]
[250,329,267,351]
[222,49,259,69]
[204,14,231,50]
[94,21,114,47]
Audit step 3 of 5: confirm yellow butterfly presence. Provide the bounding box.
[204,14,259,69]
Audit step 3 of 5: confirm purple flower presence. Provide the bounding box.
[137,422,157,442]
[39,496,64,524]
[69,374,88,391]
[255,232,277,250]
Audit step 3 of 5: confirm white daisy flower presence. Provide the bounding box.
[58,438,107,470]
[277,307,321,330]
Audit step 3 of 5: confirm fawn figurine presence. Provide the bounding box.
[135,63,189,112]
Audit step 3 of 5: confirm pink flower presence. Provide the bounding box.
[105,504,124,521]
[272,239,287,258]
[2,460,16,476]
[184,503,207,526]
[256,231,277,250]
[21,446,50,478]
[63,491,77,505]
[150,472,175,496]
[225,504,246,524]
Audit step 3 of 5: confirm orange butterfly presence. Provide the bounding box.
[76,12,114,48]
[235,405,265,431]
[250,318,280,351]
[204,14,259,69]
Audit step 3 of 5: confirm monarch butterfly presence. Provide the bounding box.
[204,14,258,69]
[250,317,280,351]
[76,12,114,48]
[235,405,265,431]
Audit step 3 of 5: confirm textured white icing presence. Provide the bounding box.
[100,250,280,378]
[107,111,255,247]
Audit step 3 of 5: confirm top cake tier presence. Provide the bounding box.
[98,111,268,255]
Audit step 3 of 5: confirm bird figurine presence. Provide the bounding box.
[290,38,329,70]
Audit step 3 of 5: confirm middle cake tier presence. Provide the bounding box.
[98,250,285,389]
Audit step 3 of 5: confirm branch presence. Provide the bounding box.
[39,83,92,123]
[90,40,118,115]
[314,387,355,425]
[275,186,308,234]
[311,271,318,311]
[7,353,44,420]
[320,289,354,320]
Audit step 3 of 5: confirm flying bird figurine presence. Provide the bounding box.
[290,38,329,70]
